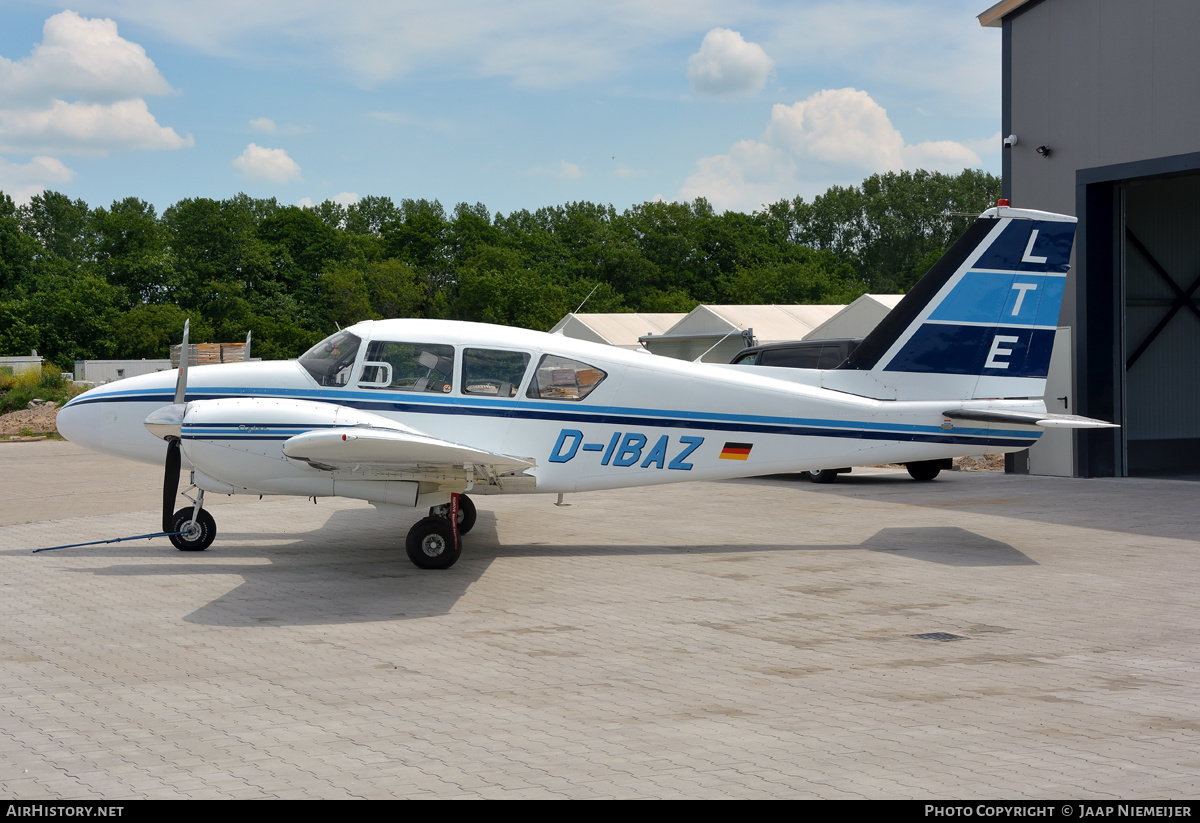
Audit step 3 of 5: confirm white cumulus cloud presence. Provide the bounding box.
[0,11,190,158]
[0,99,193,154]
[249,117,277,133]
[765,89,903,171]
[679,87,984,212]
[902,139,984,170]
[0,10,173,104]
[233,143,301,183]
[687,28,773,98]
[74,3,741,89]
[0,154,75,204]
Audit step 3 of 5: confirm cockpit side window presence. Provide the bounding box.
[461,348,531,397]
[299,331,362,387]
[526,354,607,401]
[360,341,455,393]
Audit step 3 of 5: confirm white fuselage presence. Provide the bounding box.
[57,319,1042,502]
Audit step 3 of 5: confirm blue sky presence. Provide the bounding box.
[0,1,1002,216]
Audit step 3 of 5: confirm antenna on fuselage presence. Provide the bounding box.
[572,283,601,315]
[553,284,603,337]
[694,325,752,364]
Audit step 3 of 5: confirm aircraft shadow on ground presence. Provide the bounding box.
[481,526,1033,567]
[748,470,1196,541]
[39,508,1031,627]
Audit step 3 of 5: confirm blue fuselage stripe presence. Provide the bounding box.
[76,387,1040,447]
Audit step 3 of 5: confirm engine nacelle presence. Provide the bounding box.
[181,397,420,505]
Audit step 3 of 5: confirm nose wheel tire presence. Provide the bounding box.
[405,516,462,569]
[168,507,216,551]
[429,494,476,535]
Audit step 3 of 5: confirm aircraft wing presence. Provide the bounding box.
[281,426,535,475]
[943,409,1118,429]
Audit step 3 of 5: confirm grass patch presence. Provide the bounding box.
[0,366,84,415]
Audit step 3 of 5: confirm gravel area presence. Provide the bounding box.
[0,405,59,436]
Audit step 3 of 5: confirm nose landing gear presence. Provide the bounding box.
[169,506,216,551]
[168,486,215,551]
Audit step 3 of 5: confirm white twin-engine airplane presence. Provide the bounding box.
[58,203,1114,569]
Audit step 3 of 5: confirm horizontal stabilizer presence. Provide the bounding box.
[282,426,535,472]
[943,409,1118,429]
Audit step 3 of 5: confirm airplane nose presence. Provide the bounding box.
[55,398,100,450]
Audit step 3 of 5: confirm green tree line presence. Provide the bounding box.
[0,169,999,368]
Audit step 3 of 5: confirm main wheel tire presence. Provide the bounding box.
[405,516,462,569]
[806,468,841,484]
[168,507,216,551]
[428,494,477,535]
[906,461,942,481]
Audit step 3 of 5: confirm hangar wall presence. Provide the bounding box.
[994,0,1200,476]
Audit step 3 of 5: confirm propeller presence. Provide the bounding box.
[148,320,190,531]
[174,319,189,405]
[163,438,181,531]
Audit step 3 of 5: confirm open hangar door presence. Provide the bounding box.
[1120,173,1200,476]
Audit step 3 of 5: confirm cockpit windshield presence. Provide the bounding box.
[299,331,362,387]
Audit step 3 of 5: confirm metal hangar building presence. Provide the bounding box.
[980,0,1200,477]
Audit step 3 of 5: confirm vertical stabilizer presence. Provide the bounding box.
[826,205,1077,401]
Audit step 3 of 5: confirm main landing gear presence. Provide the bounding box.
[428,494,476,535]
[405,493,474,570]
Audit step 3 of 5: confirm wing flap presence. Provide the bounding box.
[282,426,535,473]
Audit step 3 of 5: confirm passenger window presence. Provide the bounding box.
[360,342,455,393]
[526,354,607,401]
[462,348,531,397]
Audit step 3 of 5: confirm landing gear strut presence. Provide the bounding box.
[405,496,465,573]
[168,485,216,551]
[169,488,216,551]
[406,493,469,569]
[429,493,476,535]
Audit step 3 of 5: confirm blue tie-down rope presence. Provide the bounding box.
[33,531,184,553]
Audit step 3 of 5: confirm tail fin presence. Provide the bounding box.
[829,205,1077,401]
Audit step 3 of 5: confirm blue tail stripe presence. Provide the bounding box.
[972,220,1075,273]
[929,272,1065,327]
[884,325,1057,376]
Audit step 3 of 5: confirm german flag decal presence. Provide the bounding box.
[719,442,753,460]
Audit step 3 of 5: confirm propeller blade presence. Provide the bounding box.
[244,330,251,362]
[162,438,181,532]
[174,319,190,405]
